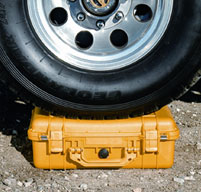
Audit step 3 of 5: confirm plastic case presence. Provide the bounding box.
[28,106,179,169]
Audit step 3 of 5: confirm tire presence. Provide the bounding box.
[180,79,201,103]
[0,0,201,118]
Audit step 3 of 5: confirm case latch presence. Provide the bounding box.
[49,131,63,153]
[145,130,158,152]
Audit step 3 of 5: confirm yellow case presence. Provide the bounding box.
[28,106,179,169]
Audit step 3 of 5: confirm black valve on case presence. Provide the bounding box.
[98,148,109,159]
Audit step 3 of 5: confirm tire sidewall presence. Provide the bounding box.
[0,0,201,113]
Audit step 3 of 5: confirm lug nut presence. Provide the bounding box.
[96,20,105,29]
[115,11,124,20]
[77,13,85,21]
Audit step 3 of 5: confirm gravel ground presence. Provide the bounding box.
[0,86,201,192]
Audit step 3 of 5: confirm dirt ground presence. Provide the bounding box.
[0,87,201,192]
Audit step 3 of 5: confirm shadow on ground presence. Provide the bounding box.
[0,84,33,164]
[0,79,200,165]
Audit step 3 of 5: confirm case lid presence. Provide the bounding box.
[28,106,179,154]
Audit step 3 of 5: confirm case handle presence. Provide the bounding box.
[69,148,136,168]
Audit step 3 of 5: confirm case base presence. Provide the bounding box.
[28,106,179,169]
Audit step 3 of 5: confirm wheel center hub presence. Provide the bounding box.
[91,0,110,8]
[27,0,174,71]
[83,0,118,16]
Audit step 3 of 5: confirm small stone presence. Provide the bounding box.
[37,185,44,191]
[4,171,9,175]
[191,91,201,95]
[24,178,33,187]
[97,173,108,179]
[44,183,51,188]
[176,108,181,112]
[192,114,197,117]
[16,119,21,123]
[190,171,195,175]
[184,176,195,181]
[64,176,69,181]
[173,177,185,185]
[15,100,26,105]
[133,188,142,192]
[52,182,58,188]
[197,142,201,150]
[5,187,12,191]
[3,178,17,186]
[72,174,78,178]
[80,184,88,191]
[12,130,18,135]
[107,171,112,175]
[17,181,23,187]
[3,179,12,186]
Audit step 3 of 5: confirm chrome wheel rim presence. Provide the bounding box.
[27,0,174,71]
